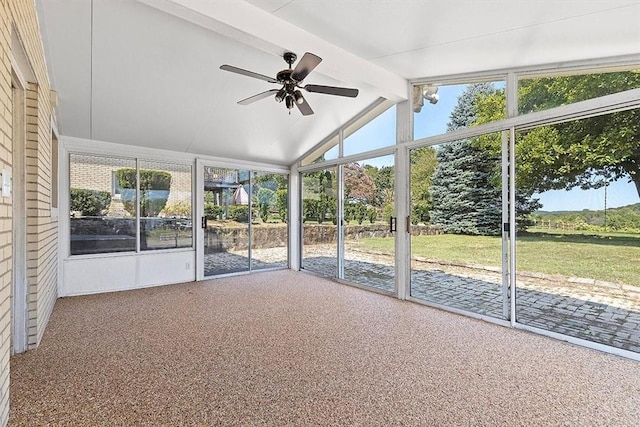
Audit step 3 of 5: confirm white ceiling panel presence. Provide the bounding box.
[36,0,640,166]
[248,0,640,78]
[37,0,92,138]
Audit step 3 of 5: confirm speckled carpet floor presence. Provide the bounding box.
[9,270,640,426]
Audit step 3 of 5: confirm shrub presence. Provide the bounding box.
[256,187,276,222]
[227,205,249,222]
[411,201,431,225]
[70,188,111,216]
[161,201,191,218]
[367,207,378,224]
[382,203,394,222]
[276,189,288,223]
[204,203,223,220]
[303,199,319,222]
[116,168,172,217]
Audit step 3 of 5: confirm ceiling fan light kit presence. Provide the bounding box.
[220,51,359,116]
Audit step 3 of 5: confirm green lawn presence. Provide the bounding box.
[355,229,640,286]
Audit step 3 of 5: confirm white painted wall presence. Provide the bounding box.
[63,250,196,296]
[59,136,290,296]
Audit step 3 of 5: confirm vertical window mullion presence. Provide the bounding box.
[135,159,140,253]
[337,129,344,279]
[248,171,253,271]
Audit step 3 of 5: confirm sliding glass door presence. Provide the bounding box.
[250,171,289,270]
[342,155,395,293]
[199,164,288,278]
[514,109,640,353]
[202,167,250,277]
[408,134,508,319]
[301,168,338,277]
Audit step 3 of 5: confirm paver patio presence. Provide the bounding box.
[205,245,640,353]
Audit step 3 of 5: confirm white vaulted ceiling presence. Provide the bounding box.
[36,0,640,165]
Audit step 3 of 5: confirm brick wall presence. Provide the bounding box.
[70,155,192,213]
[0,1,56,426]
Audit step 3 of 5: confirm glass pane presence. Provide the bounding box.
[301,168,337,277]
[300,134,339,166]
[518,70,640,114]
[343,106,396,156]
[203,167,250,276]
[516,108,640,353]
[410,131,508,319]
[69,154,136,255]
[251,171,288,270]
[343,155,395,292]
[137,160,192,251]
[413,81,506,140]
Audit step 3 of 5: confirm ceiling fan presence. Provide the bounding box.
[220,52,359,116]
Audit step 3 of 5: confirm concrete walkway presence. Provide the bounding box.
[205,245,640,353]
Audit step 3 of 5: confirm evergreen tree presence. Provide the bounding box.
[430,83,541,235]
[430,83,503,235]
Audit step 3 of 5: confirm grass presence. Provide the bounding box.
[355,229,640,286]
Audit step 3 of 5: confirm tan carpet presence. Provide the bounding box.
[9,270,640,426]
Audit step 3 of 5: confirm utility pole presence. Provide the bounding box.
[604,184,608,231]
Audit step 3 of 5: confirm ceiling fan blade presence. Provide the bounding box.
[291,52,322,82]
[304,84,359,98]
[220,65,277,84]
[238,89,280,105]
[295,95,314,116]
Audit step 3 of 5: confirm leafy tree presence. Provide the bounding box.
[302,169,336,223]
[253,173,287,192]
[255,187,276,222]
[344,162,376,204]
[253,173,287,223]
[477,71,640,198]
[345,201,368,224]
[364,164,394,208]
[410,146,437,224]
[276,189,288,223]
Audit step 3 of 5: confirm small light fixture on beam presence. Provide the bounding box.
[413,84,439,112]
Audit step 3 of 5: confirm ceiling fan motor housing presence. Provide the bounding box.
[276,69,294,83]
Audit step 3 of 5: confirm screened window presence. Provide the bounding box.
[69,154,137,255]
[138,160,192,251]
[69,154,192,255]
[413,80,506,140]
[518,69,640,114]
[343,105,396,156]
[300,134,339,166]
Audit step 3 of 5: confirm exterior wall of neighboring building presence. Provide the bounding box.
[0,1,56,425]
[69,155,193,212]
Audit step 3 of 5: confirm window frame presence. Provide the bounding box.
[67,152,195,258]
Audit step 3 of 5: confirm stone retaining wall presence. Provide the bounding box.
[206,223,443,250]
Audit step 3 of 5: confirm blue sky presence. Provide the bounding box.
[338,83,638,211]
[535,180,638,212]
